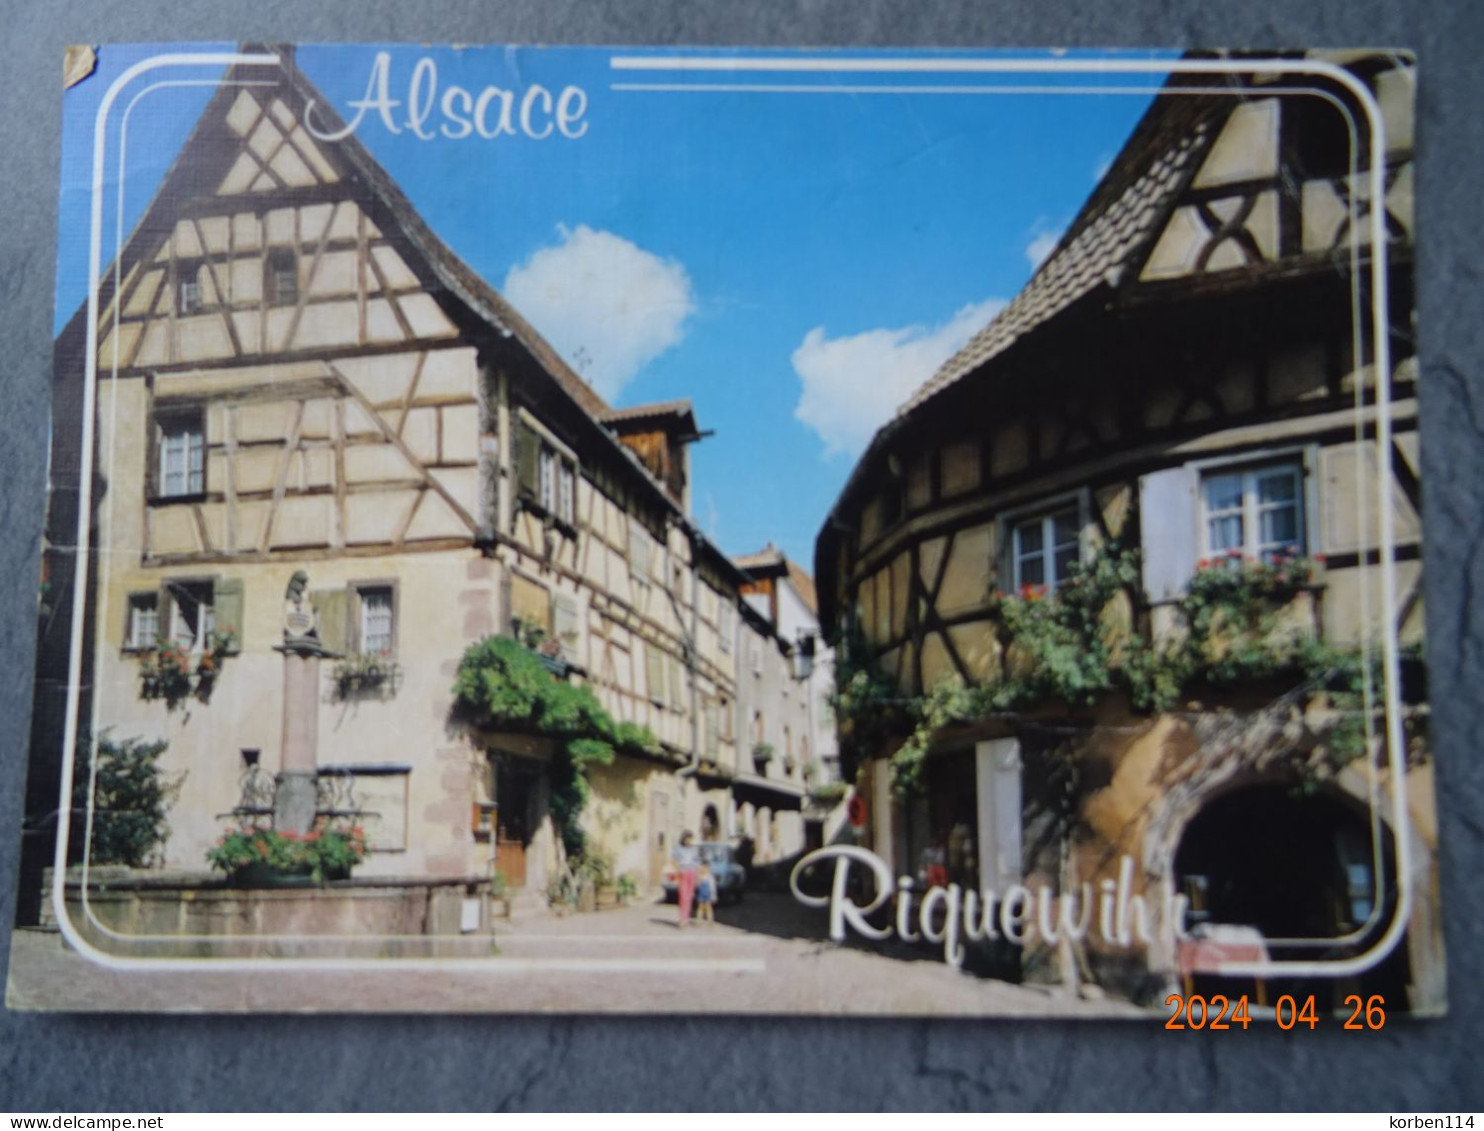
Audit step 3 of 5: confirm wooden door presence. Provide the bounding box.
[649,789,670,887]
[495,764,533,888]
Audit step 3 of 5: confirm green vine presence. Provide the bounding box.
[834,544,1403,796]
[453,635,662,856]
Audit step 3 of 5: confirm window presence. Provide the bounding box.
[538,447,557,514]
[517,414,578,528]
[267,249,298,305]
[156,409,205,498]
[1201,462,1305,562]
[1011,505,1081,592]
[718,600,734,654]
[357,585,395,655]
[166,580,215,653]
[177,262,204,315]
[557,461,576,526]
[126,593,159,650]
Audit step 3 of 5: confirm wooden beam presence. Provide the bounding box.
[189,217,244,358]
[327,362,478,534]
[395,351,427,438]
[259,399,305,553]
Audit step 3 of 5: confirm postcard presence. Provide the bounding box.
[6,44,1438,1019]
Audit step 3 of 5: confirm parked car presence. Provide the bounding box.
[661,841,747,905]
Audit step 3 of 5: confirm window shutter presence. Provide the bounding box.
[1138,466,1200,603]
[718,602,733,653]
[553,591,580,664]
[312,587,349,653]
[704,699,719,757]
[515,418,541,501]
[628,519,650,578]
[156,584,175,648]
[669,655,683,710]
[213,578,244,653]
[646,644,665,704]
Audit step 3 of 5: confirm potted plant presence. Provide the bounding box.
[615,871,640,906]
[751,741,775,774]
[574,851,617,911]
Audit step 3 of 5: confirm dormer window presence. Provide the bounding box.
[267,249,298,305]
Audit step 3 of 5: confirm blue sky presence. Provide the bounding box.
[56,44,1171,568]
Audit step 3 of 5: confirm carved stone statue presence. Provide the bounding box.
[281,569,319,643]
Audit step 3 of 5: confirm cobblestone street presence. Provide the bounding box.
[7,892,1141,1016]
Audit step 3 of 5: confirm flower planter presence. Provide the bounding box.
[228,862,352,888]
[595,883,619,911]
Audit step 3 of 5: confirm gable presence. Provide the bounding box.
[92,78,462,375]
[1137,57,1415,283]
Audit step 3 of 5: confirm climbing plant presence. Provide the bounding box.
[834,544,1397,796]
[453,635,662,856]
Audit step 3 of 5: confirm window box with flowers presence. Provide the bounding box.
[206,822,367,886]
[332,651,400,699]
[140,628,235,705]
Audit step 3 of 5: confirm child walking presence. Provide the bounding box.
[695,859,717,924]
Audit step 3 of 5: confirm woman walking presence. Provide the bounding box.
[673,830,700,927]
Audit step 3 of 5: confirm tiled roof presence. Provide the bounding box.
[600,399,695,424]
[895,103,1214,418]
[734,544,819,616]
[734,544,785,572]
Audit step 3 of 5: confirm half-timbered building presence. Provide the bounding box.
[26,48,792,935]
[814,53,1441,1010]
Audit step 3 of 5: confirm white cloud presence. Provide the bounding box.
[792,297,1006,459]
[503,225,695,401]
[1025,230,1060,269]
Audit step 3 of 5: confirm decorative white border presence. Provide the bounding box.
[53,49,1409,989]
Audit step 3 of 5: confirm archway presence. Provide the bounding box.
[1173,781,1410,1010]
[700,804,721,843]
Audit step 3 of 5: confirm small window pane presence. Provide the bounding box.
[1052,509,1080,547]
[1015,520,1043,555]
[1257,470,1298,504]
[1259,505,1300,551]
[1053,545,1079,582]
[1018,554,1045,586]
[558,461,575,524]
[538,448,556,512]
[1204,473,1244,513]
[1208,513,1244,553]
[360,588,394,654]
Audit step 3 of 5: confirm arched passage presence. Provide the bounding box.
[700,804,721,842]
[1173,781,1411,1010]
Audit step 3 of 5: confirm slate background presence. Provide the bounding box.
[0,0,1480,1112]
